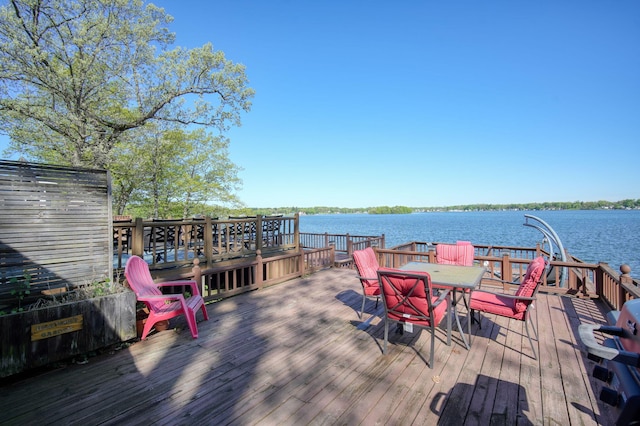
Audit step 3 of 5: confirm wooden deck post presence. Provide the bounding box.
[501,251,512,287]
[204,216,213,267]
[620,264,633,309]
[256,250,264,289]
[256,216,263,252]
[330,244,336,268]
[595,262,606,302]
[298,245,306,275]
[428,248,436,263]
[294,212,300,252]
[191,258,203,295]
[132,217,144,257]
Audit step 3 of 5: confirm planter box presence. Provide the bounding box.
[0,290,136,378]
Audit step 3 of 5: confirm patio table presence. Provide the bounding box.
[399,262,486,349]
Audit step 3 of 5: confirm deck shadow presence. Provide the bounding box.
[433,374,532,425]
[335,288,381,320]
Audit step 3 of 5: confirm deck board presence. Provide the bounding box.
[0,267,619,425]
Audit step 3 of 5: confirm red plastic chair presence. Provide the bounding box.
[352,247,382,319]
[470,256,547,359]
[125,255,209,339]
[377,268,451,368]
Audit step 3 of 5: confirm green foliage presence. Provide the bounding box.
[367,206,413,214]
[223,199,640,216]
[426,199,640,212]
[86,278,110,298]
[9,272,31,313]
[114,126,242,218]
[43,277,123,307]
[0,275,123,316]
[0,0,253,214]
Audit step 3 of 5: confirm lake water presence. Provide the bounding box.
[299,210,640,278]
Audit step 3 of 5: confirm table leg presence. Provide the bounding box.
[453,289,470,350]
[464,291,472,347]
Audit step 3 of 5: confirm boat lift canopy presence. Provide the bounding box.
[523,214,567,287]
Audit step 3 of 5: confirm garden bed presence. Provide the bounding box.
[0,290,136,377]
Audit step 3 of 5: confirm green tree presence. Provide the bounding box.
[111,124,242,218]
[174,129,242,218]
[0,0,254,169]
[110,130,146,215]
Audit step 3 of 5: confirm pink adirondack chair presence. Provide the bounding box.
[125,255,209,339]
[469,256,547,359]
[352,247,381,319]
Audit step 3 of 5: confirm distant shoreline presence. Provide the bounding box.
[247,199,639,216]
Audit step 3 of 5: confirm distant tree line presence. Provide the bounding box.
[220,199,640,217]
[432,199,640,212]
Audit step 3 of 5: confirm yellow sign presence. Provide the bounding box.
[31,315,83,341]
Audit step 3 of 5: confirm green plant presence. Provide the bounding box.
[9,272,31,313]
[89,278,110,297]
[68,277,123,301]
[36,277,125,307]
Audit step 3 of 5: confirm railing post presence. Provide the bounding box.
[330,244,336,268]
[294,212,300,252]
[256,249,264,289]
[299,243,306,275]
[428,248,436,263]
[204,216,213,267]
[501,251,512,288]
[191,258,203,296]
[567,266,577,291]
[256,216,263,252]
[620,264,633,309]
[132,217,144,257]
[381,233,386,249]
[595,263,606,301]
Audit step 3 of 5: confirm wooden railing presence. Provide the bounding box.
[150,247,337,302]
[113,215,299,272]
[121,228,640,311]
[299,233,385,256]
[377,242,640,311]
[597,263,640,311]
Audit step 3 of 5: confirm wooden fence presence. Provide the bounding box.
[0,160,111,310]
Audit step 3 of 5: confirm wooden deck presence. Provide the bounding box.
[0,268,618,425]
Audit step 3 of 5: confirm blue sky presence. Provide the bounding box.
[2,1,639,208]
